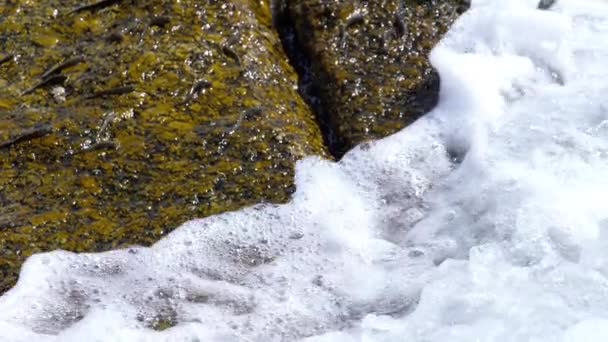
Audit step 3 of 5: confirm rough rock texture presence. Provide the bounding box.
[277,0,469,156]
[0,0,327,293]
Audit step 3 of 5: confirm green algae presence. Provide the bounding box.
[279,0,469,156]
[0,0,327,294]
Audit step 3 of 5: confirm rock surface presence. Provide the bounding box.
[0,0,327,293]
[277,0,469,156]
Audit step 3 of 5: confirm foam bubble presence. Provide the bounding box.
[2,0,608,341]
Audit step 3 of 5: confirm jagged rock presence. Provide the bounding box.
[277,0,469,156]
[0,0,327,293]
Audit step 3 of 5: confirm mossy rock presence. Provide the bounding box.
[278,0,469,156]
[0,0,328,294]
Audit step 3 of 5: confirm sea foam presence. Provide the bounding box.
[2,0,608,341]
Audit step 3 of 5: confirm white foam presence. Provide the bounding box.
[3,0,608,341]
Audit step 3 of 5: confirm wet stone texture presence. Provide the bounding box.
[0,0,328,293]
[277,0,469,156]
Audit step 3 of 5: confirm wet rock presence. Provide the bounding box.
[0,0,327,293]
[277,0,469,156]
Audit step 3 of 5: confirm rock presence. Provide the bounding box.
[277,0,469,156]
[0,0,327,293]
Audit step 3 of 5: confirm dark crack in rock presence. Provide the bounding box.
[276,0,469,157]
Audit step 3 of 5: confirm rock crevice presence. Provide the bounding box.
[274,0,469,158]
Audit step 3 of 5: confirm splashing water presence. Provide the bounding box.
[3,0,608,341]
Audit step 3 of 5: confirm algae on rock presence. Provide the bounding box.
[278,0,469,156]
[0,0,327,293]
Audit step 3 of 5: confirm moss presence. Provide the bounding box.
[0,0,328,294]
[280,0,469,156]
